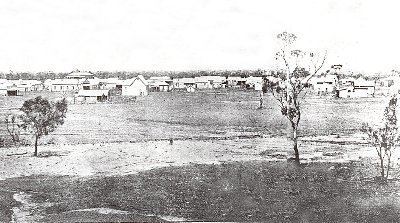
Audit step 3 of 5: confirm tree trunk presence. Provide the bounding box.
[293,127,300,165]
[379,154,385,180]
[34,135,38,157]
[259,92,263,109]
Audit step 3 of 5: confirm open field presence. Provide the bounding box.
[0,89,389,145]
[0,90,398,222]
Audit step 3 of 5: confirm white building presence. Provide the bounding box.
[173,78,195,89]
[76,89,110,103]
[205,76,226,88]
[337,78,375,98]
[148,76,173,92]
[226,76,246,87]
[195,76,212,89]
[121,75,148,96]
[376,76,400,96]
[49,79,81,92]
[310,74,338,94]
[246,76,263,91]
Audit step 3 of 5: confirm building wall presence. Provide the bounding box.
[314,83,336,93]
[338,87,374,98]
[122,81,148,96]
[51,84,80,92]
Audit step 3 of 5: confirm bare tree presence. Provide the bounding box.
[362,96,399,182]
[265,32,326,164]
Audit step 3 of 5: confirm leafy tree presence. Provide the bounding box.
[362,96,399,181]
[20,96,68,156]
[265,32,326,164]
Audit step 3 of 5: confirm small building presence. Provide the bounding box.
[76,89,110,103]
[148,76,173,92]
[97,78,125,90]
[310,74,338,94]
[49,79,81,92]
[226,76,247,87]
[82,78,101,90]
[6,86,20,96]
[206,76,226,88]
[376,76,400,96]
[172,78,195,90]
[0,84,7,96]
[149,81,170,92]
[121,75,148,96]
[246,76,263,90]
[195,76,212,89]
[337,78,375,98]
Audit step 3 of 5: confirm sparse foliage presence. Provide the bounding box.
[5,114,21,144]
[265,32,326,164]
[20,96,68,156]
[362,96,399,181]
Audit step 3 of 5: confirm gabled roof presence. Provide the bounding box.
[150,81,169,87]
[122,75,148,86]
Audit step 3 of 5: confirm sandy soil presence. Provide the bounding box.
[3,134,400,222]
[0,134,389,180]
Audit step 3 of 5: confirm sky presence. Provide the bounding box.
[0,0,399,74]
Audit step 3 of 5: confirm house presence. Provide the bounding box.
[121,75,148,96]
[148,76,173,92]
[66,70,95,79]
[246,76,263,90]
[205,76,226,88]
[376,76,400,96]
[98,78,125,90]
[0,84,7,96]
[49,79,81,92]
[310,74,338,94]
[339,77,356,86]
[82,78,101,90]
[10,79,43,92]
[5,85,20,96]
[226,76,247,87]
[195,76,212,89]
[76,89,110,103]
[172,78,195,90]
[337,78,375,98]
[149,81,170,92]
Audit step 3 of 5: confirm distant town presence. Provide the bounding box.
[0,65,399,103]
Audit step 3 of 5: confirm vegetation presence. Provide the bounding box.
[362,96,399,181]
[265,32,326,164]
[5,114,21,144]
[20,96,68,156]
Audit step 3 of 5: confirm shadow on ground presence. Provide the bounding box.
[2,161,400,222]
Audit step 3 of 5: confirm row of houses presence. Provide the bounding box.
[4,69,400,100]
[308,73,400,98]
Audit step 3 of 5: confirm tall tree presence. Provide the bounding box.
[20,96,68,156]
[265,32,326,164]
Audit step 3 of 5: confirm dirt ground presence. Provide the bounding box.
[1,134,400,222]
[0,134,386,180]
